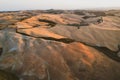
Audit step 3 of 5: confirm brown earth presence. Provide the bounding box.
[0,10,120,80]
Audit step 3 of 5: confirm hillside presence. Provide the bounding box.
[0,10,120,80]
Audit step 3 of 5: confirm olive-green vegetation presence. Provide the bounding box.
[0,70,19,80]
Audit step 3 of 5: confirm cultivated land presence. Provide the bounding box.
[0,10,120,80]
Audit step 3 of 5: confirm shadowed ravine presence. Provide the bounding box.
[92,46,120,62]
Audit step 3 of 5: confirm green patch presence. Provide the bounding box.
[0,70,19,80]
